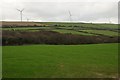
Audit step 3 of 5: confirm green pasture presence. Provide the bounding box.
[1,27,52,30]
[52,29,94,36]
[79,30,118,36]
[3,43,118,78]
[36,22,119,29]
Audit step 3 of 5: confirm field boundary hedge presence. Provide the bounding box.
[2,30,119,45]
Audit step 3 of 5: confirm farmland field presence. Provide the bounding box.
[79,30,119,36]
[2,22,119,36]
[3,43,118,78]
[2,22,119,78]
[52,29,94,35]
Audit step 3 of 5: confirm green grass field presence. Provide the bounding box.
[35,22,119,29]
[0,46,2,79]
[1,27,52,30]
[79,30,118,36]
[3,43,118,78]
[52,29,94,35]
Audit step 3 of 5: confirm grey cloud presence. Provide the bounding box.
[1,1,118,23]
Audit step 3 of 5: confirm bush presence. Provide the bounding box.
[2,30,119,45]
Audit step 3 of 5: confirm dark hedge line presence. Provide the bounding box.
[2,30,119,45]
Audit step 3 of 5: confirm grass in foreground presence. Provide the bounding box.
[3,43,118,78]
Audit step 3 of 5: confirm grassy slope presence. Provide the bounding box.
[0,46,1,78]
[79,30,118,36]
[36,22,118,29]
[2,22,119,36]
[3,43,118,78]
[52,29,94,36]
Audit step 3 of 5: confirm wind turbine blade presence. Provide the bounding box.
[68,11,72,16]
[68,10,72,22]
[16,9,20,11]
[21,8,24,11]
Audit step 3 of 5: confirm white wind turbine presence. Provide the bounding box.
[16,8,24,22]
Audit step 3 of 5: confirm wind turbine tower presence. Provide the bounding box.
[17,8,24,22]
[109,18,112,24]
[27,18,29,22]
[68,10,72,22]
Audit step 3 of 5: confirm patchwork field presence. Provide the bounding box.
[2,22,119,36]
[3,43,118,78]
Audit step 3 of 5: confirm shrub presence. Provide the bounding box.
[2,30,119,45]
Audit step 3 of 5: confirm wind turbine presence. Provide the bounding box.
[109,18,112,24]
[16,8,24,22]
[68,10,72,22]
[26,18,29,22]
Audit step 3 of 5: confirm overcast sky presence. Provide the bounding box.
[0,0,119,23]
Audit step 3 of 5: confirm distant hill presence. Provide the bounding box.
[1,21,48,27]
[1,21,119,30]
